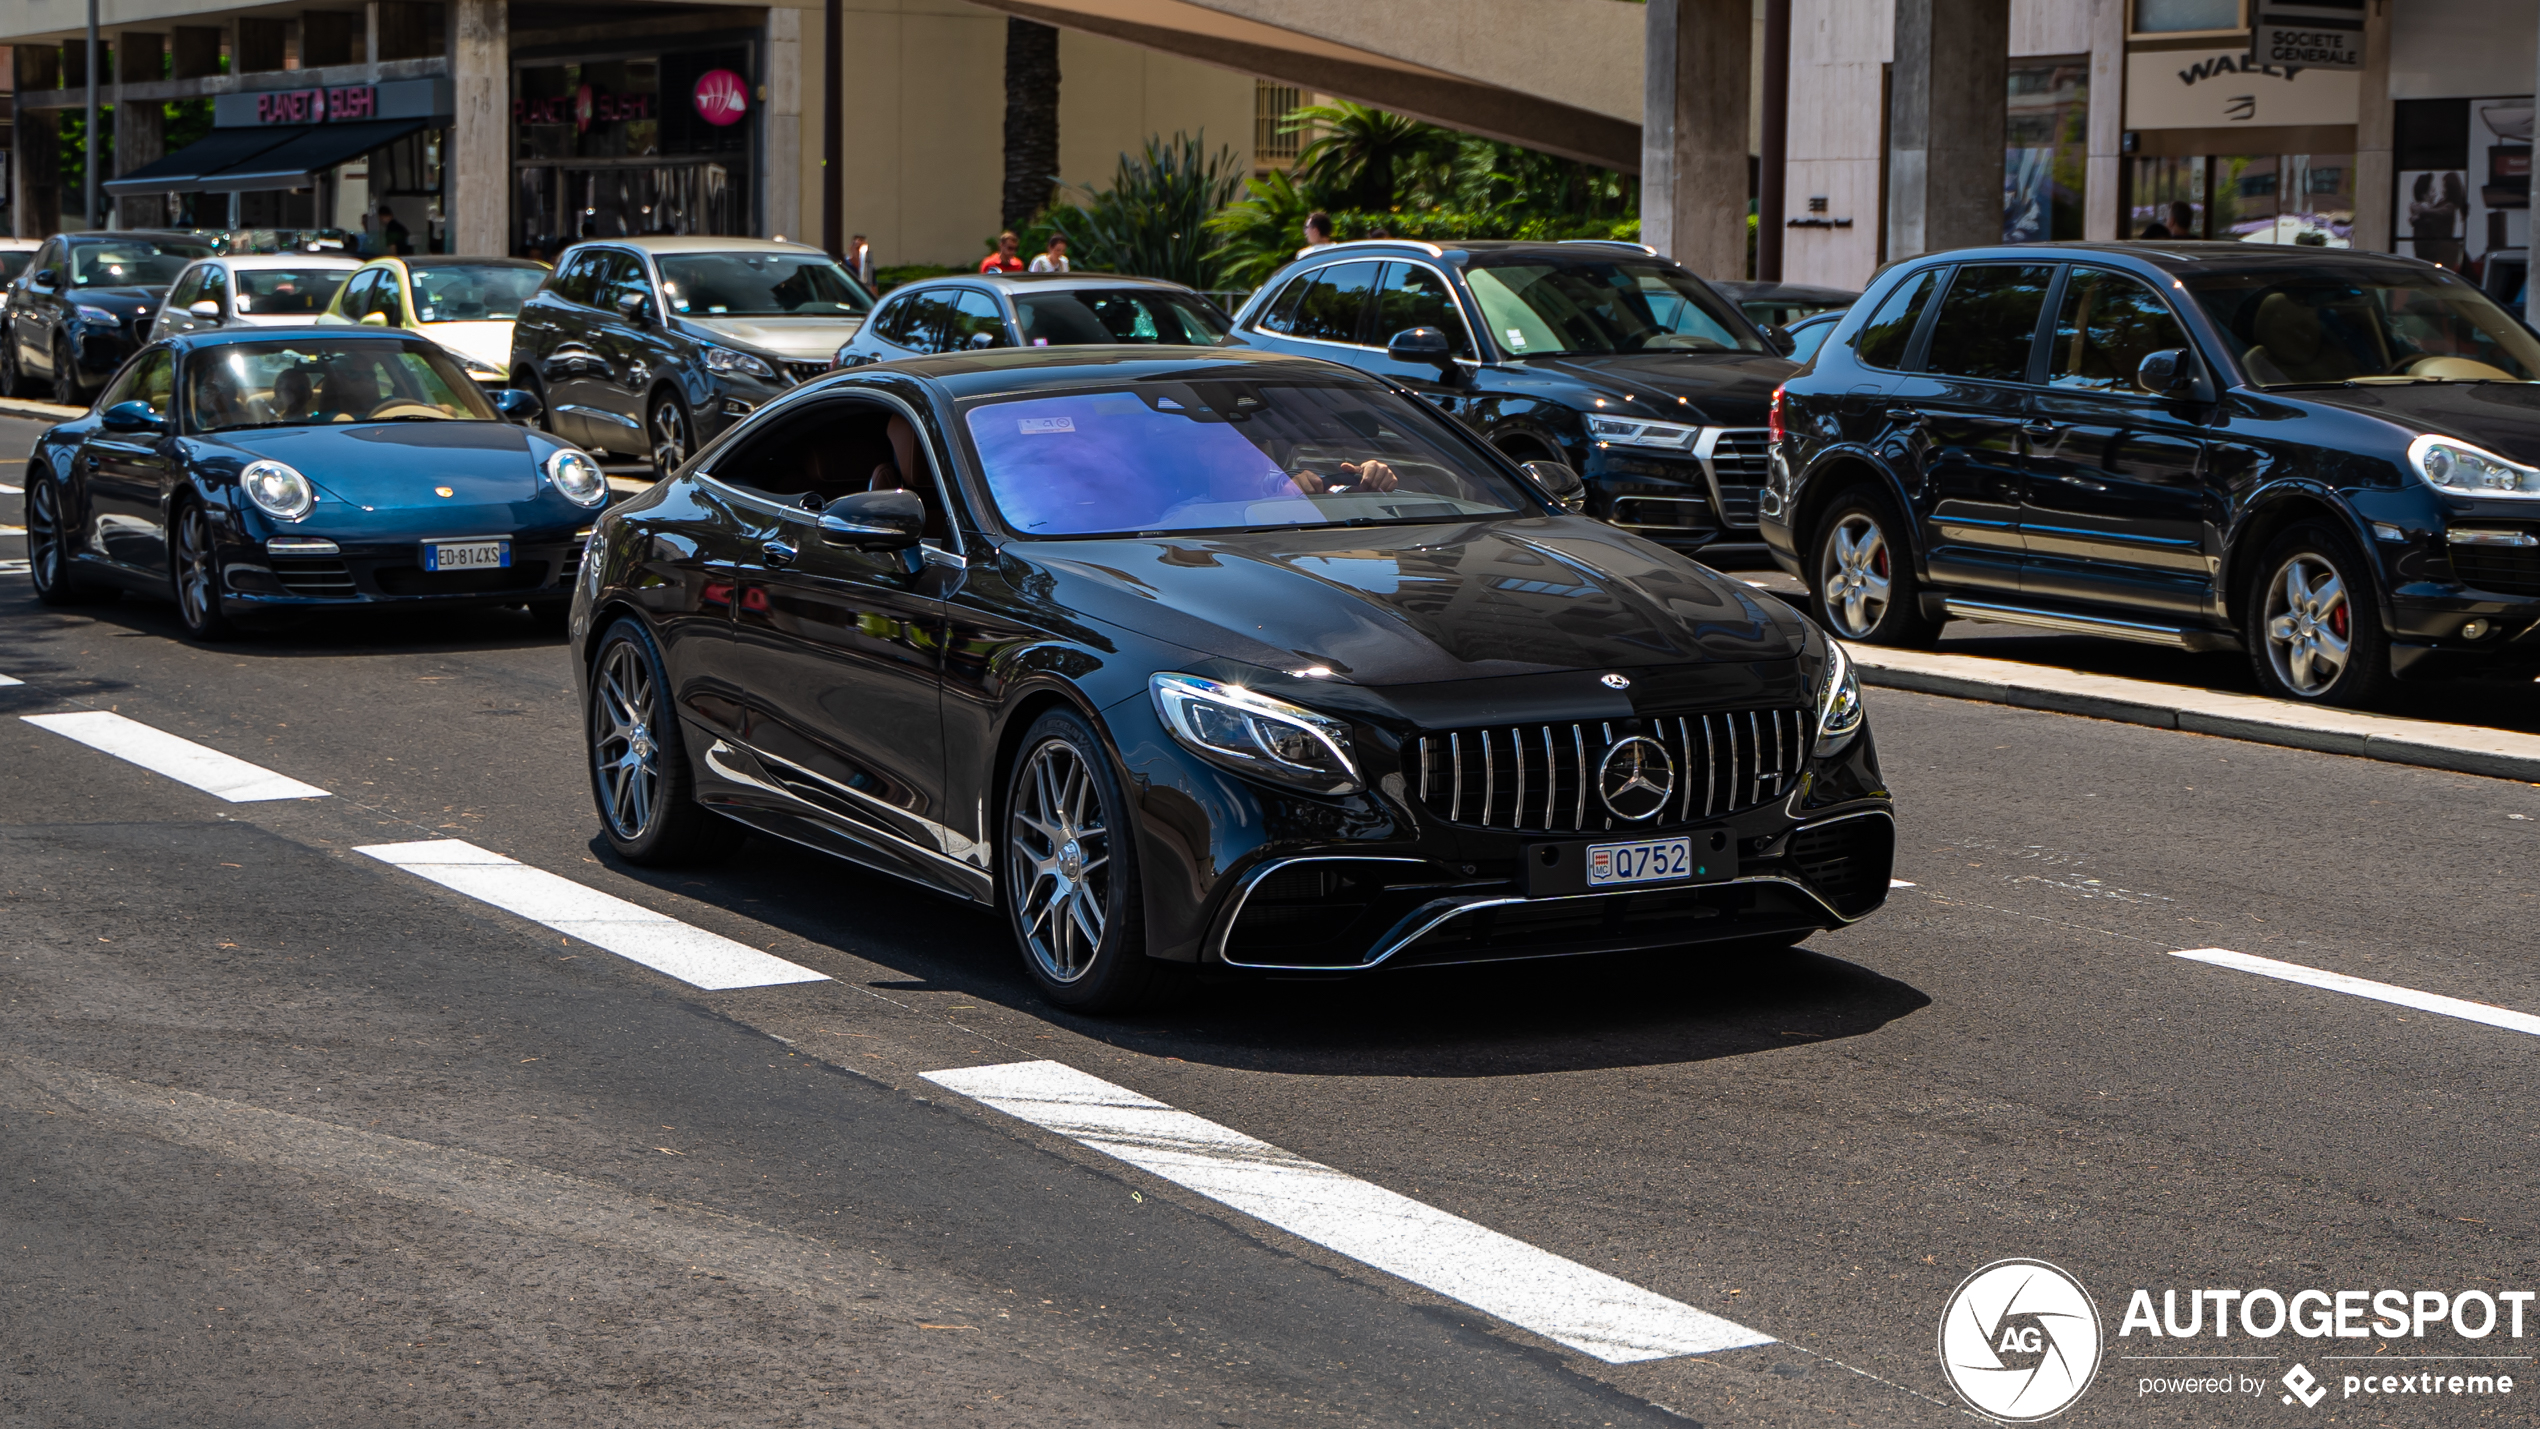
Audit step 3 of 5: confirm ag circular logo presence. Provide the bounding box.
[1595,736,1674,822]
[1938,1259,2102,1422]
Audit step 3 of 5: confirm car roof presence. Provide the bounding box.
[894,271,1203,296]
[1712,280,1859,303]
[576,236,827,257]
[155,323,432,351]
[1890,239,2445,278]
[64,229,207,243]
[1279,238,1668,266]
[0,238,39,252]
[216,253,362,270]
[826,343,1364,400]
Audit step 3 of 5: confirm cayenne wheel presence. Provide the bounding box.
[170,501,240,640]
[51,338,82,408]
[26,470,115,606]
[1811,489,1940,647]
[587,617,741,865]
[1002,708,1164,1013]
[647,391,692,480]
[2247,521,2391,707]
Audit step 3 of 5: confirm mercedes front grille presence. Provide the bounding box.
[1411,709,1809,833]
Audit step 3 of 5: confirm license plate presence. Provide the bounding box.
[1587,835,1702,887]
[423,540,509,572]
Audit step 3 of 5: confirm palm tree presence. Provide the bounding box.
[1001,19,1061,230]
[1282,101,1453,212]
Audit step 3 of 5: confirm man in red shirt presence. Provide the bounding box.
[980,231,1026,274]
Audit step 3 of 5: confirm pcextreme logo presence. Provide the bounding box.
[1939,1259,2104,1422]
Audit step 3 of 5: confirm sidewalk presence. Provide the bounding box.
[1850,645,2540,784]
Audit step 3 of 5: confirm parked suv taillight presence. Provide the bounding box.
[1767,385,1786,445]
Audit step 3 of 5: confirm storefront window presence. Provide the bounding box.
[511,44,754,255]
[2130,0,2244,35]
[2005,62,2087,242]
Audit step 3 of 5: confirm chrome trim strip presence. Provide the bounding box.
[1541,726,1556,828]
[1450,731,1464,822]
[1417,736,1432,804]
[1511,727,1525,831]
[1747,710,1763,807]
[1571,725,1586,830]
[1208,855,1444,968]
[2449,528,2540,547]
[1480,728,1495,827]
[1691,426,1772,532]
[1941,597,2214,650]
[738,740,990,875]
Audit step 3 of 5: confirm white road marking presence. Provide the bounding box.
[1889,879,1915,888]
[0,672,20,687]
[23,710,330,801]
[0,559,28,575]
[0,482,20,494]
[2174,948,2540,1039]
[0,524,23,535]
[922,1059,1775,1364]
[357,838,829,991]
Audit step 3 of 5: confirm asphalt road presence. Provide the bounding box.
[6,411,2540,1427]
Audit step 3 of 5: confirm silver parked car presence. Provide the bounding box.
[153,254,361,341]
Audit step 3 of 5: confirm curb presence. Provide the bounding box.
[1849,645,2540,784]
[0,397,83,423]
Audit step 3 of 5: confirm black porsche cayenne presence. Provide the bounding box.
[572,346,1892,1010]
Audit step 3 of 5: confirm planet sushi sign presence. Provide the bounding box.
[692,69,749,127]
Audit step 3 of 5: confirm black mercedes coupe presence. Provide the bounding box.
[572,346,1893,1010]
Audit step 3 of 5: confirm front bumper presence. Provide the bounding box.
[217,534,587,611]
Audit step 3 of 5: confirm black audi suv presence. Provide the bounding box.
[1229,240,1799,556]
[1762,242,2540,707]
[572,346,1893,1011]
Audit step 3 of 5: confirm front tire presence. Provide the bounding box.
[1810,488,1941,647]
[1002,708,1163,1013]
[50,337,83,409]
[170,500,241,641]
[587,617,742,866]
[647,389,692,481]
[27,469,117,606]
[2246,520,2392,708]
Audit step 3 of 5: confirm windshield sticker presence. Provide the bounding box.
[1505,328,1528,349]
[1019,416,1076,434]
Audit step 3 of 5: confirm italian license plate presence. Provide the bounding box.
[1587,835,1698,888]
[423,540,509,572]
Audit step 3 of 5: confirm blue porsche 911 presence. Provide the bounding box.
[24,327,608,639]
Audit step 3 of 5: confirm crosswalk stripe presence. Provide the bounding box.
[921,1059,1775,1365]
[2174,948,2540,1039]
[356,838,830,991]
[23,710,330,801]
[0,672,20,687]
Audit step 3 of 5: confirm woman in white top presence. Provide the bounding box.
[1029,235,1071,273]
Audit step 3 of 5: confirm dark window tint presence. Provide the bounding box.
[0,252,29,284]
[1852,270,1937,369]
[898,293,959,355]
[592,253,646,315]
[550,252,602,306]
[871,295,919,347]
[2047,267,2194,393]
[944,288,1008,350]
[1285,261,1378,344]
[1922,264,2055,382]
[1255,274,1312,335]
[168,265,208,307]
[1372,262,1473,359]
[1014,288,1231,346]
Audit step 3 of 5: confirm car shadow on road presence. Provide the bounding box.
[602,827,1933,1079]
[0,589,567,672]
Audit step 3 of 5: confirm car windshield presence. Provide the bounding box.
[2184,265,2540,386]
[409,264,547,322]
[1013,289,1232,347]
[71,238,214,288]
[962,376,1533,538]
[232,268,349,316]
[658,252,871,317]
[1463,258,1767,357]
[186,339,497,432]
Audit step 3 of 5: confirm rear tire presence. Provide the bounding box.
[27,468,118,607]
[587,616,743,866]
[50,337,83,409]
[1002,708,1168,1014]
[2245,520,2392,708]
[647,389,692,482]
[1809,487,1942,648]
[170,500,242,642]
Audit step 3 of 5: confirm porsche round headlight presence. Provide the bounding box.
[240,459,315,521]
[545,448,607,506]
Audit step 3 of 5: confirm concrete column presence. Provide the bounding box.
[1885,0,2007,260]
[115,55,167,229]
[1641,0,1752,278]
[2348,0,2393,252]
[2083,0,2124,241]
[1757,0,1790,281]
[15,106,61,241]
[448,0,506,255]
[765,5,801,242]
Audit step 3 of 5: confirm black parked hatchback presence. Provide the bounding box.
[1231,240,1798,555]
[1762,242,2540,707]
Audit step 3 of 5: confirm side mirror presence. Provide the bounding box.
[187,299,222,321]
[100,400,165,434]
[357,310,389,326]
[490,387,542,422]
[615,289,651,324]
[29,268,56,289]
[1386,326,1457,373]
[2136,347,2198,396]
[818,489,925,551]
[1521,458,1588,514]
[1768,325,1798,357]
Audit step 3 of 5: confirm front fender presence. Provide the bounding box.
[2218,478,2390,630]
[1788,442,1931,582]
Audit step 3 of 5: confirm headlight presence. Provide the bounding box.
[1150,673,1362,796]
[2411,434,2540,498]
[1585,414,1700,451]
[703,346,777,380]
[1813,638,1865,758]
[73,305,119,324]
[240,459,315,521]
[459,355,507,380]
[544,448,607,506]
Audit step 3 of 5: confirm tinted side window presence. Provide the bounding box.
[200,266,230,309]
[338,269,379,318]
[591,253,646,315]
[1255,273,1312,335]
[1373,262,1474,359]
[2047,267,2194,394]
[1852,270,1937,369]
[1922,264,2055,382]
[552,252,603,306]
[899,293,958,355]
[168,265,207,307]
[871,294,917,347]
[945,288,1009,350]
[100,349,173,418]
[1287,261,1379,344]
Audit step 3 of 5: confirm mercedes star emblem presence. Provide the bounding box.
[1601,673,1631,690]
[1596,735,1676,822]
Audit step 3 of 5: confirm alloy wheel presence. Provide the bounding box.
[51,340,78,408]
[591,637,662,840]
[174,504,221,630]
[1821,512,1893,638]
[2263,552,2351,697]
[27,478,64,595]
[649,396,690,477]
[1007,737,1112,985]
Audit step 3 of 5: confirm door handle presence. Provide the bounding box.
[2021,421,2060,440]
[1883,407,1923,425]
[761,540,797,567]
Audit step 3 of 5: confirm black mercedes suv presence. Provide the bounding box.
[1761,242,2540,707]
[1231,240,1798,555]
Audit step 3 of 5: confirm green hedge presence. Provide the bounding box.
[1318,210,1641,245]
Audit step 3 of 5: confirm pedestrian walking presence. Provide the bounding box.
[1029,234,1070,273]
[1296,211,1335,259]
[980,230,1026,274]
[848,234,873,286]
